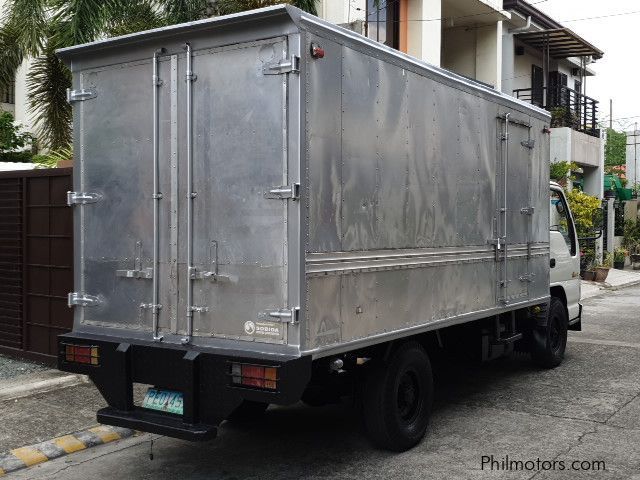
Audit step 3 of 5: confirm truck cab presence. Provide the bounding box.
[549,182,582,329]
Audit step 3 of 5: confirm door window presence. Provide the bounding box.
[550,190,576,256]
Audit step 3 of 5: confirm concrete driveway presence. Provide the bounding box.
[10,285,640,480]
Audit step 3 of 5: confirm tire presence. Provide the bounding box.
[362,341,433,451]
[227,400,269,423]
[530,297,568,368]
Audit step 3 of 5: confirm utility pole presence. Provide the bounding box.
[636,122,638,190]
[610,99,613,130]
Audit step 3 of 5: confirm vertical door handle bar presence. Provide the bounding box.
[151,48,165,341]
[182,42,195,345]
[502,113,511,302]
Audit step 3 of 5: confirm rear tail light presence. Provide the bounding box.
[62,344,99,365]
[230,363,279,390]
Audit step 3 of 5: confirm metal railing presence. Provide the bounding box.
[513,85,599,137]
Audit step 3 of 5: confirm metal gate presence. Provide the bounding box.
[0,168,73,362]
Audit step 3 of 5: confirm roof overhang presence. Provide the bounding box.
[442,0,510,28]
[515,28,603,60]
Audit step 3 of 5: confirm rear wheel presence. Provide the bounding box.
[362,342,433,451]
[531,297,568,368]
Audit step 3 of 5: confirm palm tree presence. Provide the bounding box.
[0,0,317,150]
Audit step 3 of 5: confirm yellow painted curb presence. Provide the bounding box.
[0,425,134,476]
[54,435,87,454]
[10,446,48,467]
[88,426,122,443]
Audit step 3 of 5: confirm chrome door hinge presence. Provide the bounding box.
[67,88,97,103]
[260,307,300,325]
[263,55,300,75]
[68,292,101,307]
[520,206,535,215]
[521,139,535,149]
[265,183,300,200]
[67,191,102,206]
[519,273,535,283]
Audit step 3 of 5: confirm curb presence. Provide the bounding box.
[0,426,134,476]
[0,374,89,402]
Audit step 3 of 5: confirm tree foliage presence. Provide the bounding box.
[0,0,318,149]
[605,128,627,166]
[565,188,602,239]
[0,111,32,155]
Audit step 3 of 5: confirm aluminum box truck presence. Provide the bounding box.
[58,5,582,451]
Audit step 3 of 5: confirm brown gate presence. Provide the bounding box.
[0,167,73,362]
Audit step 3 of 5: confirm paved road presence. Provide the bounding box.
[13,286,640,479]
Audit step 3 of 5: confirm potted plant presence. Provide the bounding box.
[580,247,597,280]
[623,220,640,269]
[613,247,626,270]
[630,242,640,271]
[594,253,612,282]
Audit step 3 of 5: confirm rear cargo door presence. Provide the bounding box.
[178,38,294,344]
[71,60,164,331]
[497,112,533,304]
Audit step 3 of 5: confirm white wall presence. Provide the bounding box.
[407,0,441,65]
[442,22,502,88]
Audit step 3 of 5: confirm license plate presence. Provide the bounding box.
[142,388,183,415]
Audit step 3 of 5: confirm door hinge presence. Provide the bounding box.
[67,88,97,103]
[68,292,101,307]
[520,206,535,215]
[521,139,535,149]
[263,55,300,75]
[260,307,300,325]
[519,273,535,283]
[67,191,102,206]
[265,183,300,200]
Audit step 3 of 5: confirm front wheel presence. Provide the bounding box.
[530,297,568,368]
[362,341,434,451]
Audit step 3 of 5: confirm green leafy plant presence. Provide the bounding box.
[31,145,72,168]
[598,252,613,269]
[0,0,318,149]
[565,189,602,239]
[550,161,578,182]
[623,219,640,255]
[614,247,626,263]
[605,128,627,166]
[0,111,32,156]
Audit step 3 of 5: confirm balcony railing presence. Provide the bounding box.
[513,85,599,138]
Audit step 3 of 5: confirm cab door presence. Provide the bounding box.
[549,186,581,320]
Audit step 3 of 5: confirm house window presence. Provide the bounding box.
[0,81,15,105]
[366,0,400,50]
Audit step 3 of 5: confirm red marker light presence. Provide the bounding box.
[310,43,325,59]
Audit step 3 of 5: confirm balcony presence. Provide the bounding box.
[513,85,599,138]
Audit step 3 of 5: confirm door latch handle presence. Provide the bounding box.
[550,258,556,268]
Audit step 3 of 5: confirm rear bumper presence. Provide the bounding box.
[58,332,311,441]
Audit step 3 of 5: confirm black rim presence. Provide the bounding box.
[397,370,421,423]
[549,315,562,352]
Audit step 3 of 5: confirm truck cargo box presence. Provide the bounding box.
[58,5,551,438]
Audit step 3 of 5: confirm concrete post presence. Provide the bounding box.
[606,198,615,256]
